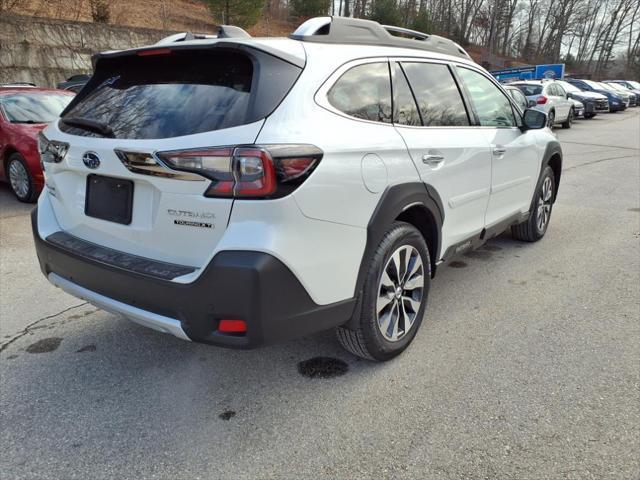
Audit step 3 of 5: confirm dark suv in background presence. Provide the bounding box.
[566,79,626,112]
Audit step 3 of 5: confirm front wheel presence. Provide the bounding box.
[511,166,555,242]
[336,222,430,361]
[7,153,37,203]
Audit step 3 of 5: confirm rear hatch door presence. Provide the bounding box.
[43,44,303,271]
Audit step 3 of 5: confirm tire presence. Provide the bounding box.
[336,222,431,361]
[561,108,573,129]
[584,113,595,119]
[6,153,37,203]
[511,166,555,242]
[547,110,555,128]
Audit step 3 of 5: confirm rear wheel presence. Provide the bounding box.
[547,110,555,128]
[336,222,430,361]
[511,166,555,242]
[584,113,595,119]
[561,108,574,129]
[6,153,37,203]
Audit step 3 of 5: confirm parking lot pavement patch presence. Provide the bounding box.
[628,207,640,212]
[448,261,468,268]
[464,250,493,261]
[218,410,236,421]
[25,337,63,354]
[297,357,349,379]
[76,344,97,353]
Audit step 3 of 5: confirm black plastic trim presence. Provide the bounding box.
[440,211,529,262]
[354,182,443,295]
[540,140,562,201]
[46,231,196,281]
[33,210,356,348]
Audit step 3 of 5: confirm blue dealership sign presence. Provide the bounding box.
[534,64,565,79]
[491,64,565,81]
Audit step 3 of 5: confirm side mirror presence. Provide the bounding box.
[528,99,536,107]
[522,108,547,130]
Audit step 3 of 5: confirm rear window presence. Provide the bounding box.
[60,49,301,139]
[1,93,73,123]
[513,84,542,96]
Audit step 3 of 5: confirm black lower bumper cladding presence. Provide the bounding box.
[31,209,356,348]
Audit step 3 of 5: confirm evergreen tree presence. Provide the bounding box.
[203,0,265,28]
[290,0,331,17]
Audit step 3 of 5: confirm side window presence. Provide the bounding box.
[457,67,516,127]
[401,62,470,126]
[392,64,421,126]
[510,89,528,111]
[328,62,392,124]
[555,84,566,97]
[547,84,558,96]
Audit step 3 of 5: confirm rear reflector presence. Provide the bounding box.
[218,319,247,334]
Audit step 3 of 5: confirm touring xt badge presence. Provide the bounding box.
[167,209,215,229]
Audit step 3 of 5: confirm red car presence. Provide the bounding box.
[0,86,74,202]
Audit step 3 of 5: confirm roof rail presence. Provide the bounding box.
[155,25,251,45]
[290,16,471,60]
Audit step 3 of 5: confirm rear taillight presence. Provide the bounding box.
[537,96,548,105]
[38,133,69,165]
[156,145,322,199]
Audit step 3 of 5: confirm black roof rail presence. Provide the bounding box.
[290,16,471,60]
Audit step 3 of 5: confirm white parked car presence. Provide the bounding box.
[33,17,562,360]
[511,80,575,128]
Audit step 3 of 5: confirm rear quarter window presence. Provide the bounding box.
[60,49,301,139]
[327,62,392,124]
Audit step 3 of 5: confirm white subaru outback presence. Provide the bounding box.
[33,17,561,361]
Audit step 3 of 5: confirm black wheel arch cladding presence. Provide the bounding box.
[354,182,443,298]
[541,140,562,201]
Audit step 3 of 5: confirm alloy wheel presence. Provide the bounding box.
[376,245,424,342]
[536,176,553,232]
[8,159,30,200]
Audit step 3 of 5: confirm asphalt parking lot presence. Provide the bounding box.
[1,109,639,479]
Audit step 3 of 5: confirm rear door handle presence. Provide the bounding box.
[492,146,507,156]
[422,154,445,166]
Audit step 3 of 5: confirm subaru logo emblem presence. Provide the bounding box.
[82,152,100,169]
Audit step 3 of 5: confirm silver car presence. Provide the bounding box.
[511,80,575,128]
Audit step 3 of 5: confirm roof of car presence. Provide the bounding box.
[103,17,475,70]
[510,80,545,85]
[0,86,74,96]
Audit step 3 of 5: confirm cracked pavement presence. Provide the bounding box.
[1,109,639,479]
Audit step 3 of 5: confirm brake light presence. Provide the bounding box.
[156,145,322,199]
[137,48,172,57]
[537,95,548,105]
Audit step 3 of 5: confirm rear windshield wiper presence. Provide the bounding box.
[61,117,115,138]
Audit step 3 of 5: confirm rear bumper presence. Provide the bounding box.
[32,208,356,348]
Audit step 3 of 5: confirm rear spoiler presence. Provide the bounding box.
[91,39,306,70]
